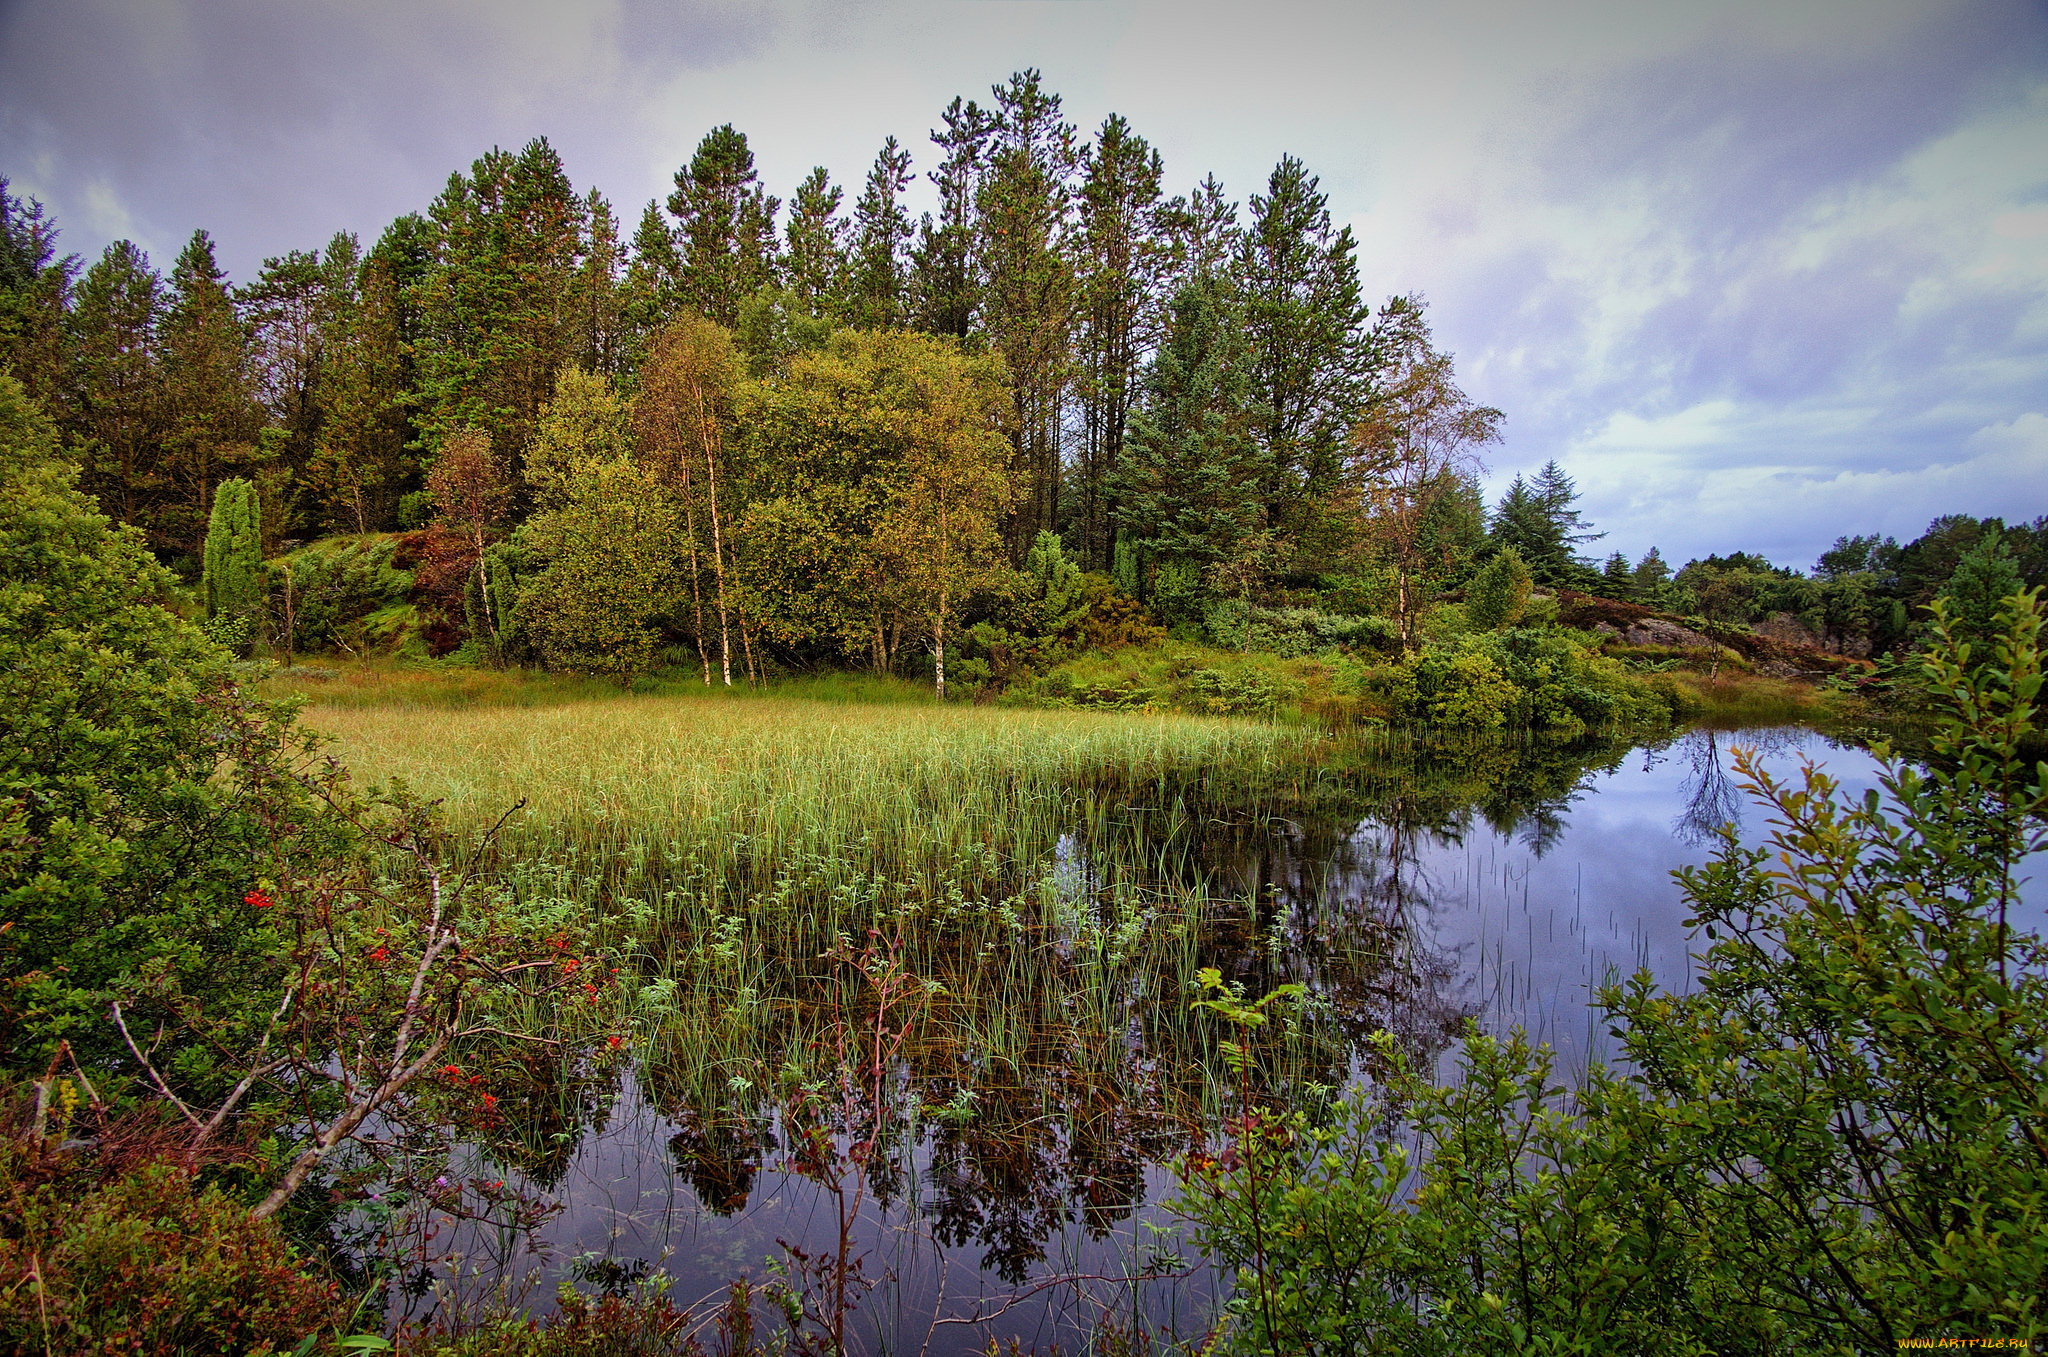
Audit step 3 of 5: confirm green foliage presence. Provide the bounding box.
[1375,627,1682,735]
[517,458,682,684]
[1464,545,1531,630]
[270,534,413,654]
[0,1156,351,1354]
[1177,588,2048,1353]
[1024,529,1088,632]
[202,476,265,633]
[1937,528,2023,645]
[0,376,301,1074]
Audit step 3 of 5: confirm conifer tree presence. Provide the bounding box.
[979,69,1078,551]
[667,125,780,327]
[846,137,914,329]
[161,229,263,558]
[68,239,164,531]
[1600,550,1635,599]
[202,476,264,633]
[910,97,992,339]
[1633,546,1672,600]
[1238,155,1370,534]
[623,201,686,351]
[1111,280,1269,575]
[1159,174,1239,294]
[416,140,585,488]
[1937,529,2023,644]
[569,190,628,378]
[783,167,845,318]
[0,178,77,419]
[313,230,414,532]
[1491,460,1600,588]
[1072,113,1165,570]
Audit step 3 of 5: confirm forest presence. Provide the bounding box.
[5,69,2042,710]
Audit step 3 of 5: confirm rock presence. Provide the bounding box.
[1755,611,1822,649]
[1622,617,1715,649]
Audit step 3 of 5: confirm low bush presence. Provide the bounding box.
[269,534,416,655]
[0,1152,352,1355]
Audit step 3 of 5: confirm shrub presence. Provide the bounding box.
[202,477,265,639]
[0,1156,350,1354]
[270,534,414,655]
[1464,546,1531,630]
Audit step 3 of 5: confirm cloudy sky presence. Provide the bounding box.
[4,0,2045,567]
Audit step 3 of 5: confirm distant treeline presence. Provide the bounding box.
[2,68,2040,684]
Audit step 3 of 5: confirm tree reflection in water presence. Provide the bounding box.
[411,728,1757,1348]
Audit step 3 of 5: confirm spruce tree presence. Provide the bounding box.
[202,476,264,636]
[1490,460,1600,588]
[0,178,77,420]
[1110,280,1269,576]
[1600,550,1635,599]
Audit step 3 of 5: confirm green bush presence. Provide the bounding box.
[1464,546,1531,630]
[0,1156,350,1354]
[271,534,414,654]
[202,477,265,640]
[1176,589,2048,1353]
[1373,628,1681,734]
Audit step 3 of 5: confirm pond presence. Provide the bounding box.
[384,723,2036,1353]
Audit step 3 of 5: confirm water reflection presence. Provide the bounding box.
[404,724,1974,1352]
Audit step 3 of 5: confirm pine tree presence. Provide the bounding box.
[569,190,628,378]
[783,167,845,319]
[1238,155,1370,534]
[667,125,780,327]
[68,240,164,531]
[910,97,992,339]
[1072,113,1165,570]
[161,230,263,559]
[202,476,264,636]
[979,69,1078,553]
[1158,174,1239,294]
[845,137,914,329]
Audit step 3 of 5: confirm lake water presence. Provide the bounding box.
[393,725,2040,1353]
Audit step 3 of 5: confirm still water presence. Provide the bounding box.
[399,725,2035,1353]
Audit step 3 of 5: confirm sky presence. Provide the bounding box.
[3,0,2045,568]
